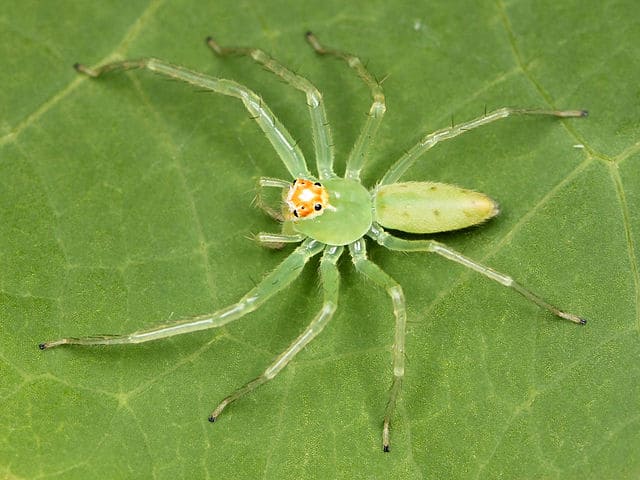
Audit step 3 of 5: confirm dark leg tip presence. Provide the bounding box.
[73,62,81,71]
[206,36,223,55]
[579,110,589,117]
[208,415,216,423]
[305,32,325,54]
[579,317,587,325]
[383,444,390,453]
[38,343,47,350]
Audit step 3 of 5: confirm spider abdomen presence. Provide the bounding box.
[373,181,499,234]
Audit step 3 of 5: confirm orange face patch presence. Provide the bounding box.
[286,179,332,220]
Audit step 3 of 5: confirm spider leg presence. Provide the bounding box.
[74,58,311,179]
[368,224,587,325]
[209,245,343,421]
[349,239,406,453]
[379,107,587,185]
[39,239,324,349]
[207,37,335,179]
[306,32,386,181]
[254,232,306,249]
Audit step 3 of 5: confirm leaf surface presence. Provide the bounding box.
[1,1,638,478]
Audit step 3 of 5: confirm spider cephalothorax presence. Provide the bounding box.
[41,32,587,453]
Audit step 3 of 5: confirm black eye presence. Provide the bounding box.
[292,179,298,185]
[314,203,322,211]
[314,182,322,187]
[293,210,298,217]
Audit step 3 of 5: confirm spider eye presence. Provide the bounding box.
[293,210,298,217]
[314,203,322,211]
[314,182,322,187]
[292,179,297,185]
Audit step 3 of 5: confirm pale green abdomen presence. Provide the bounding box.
[373,182,499,234]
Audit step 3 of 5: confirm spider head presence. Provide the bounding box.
[286,179,334,220]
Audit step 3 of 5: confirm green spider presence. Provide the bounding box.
[40,32,587,452]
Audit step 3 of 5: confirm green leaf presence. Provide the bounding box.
[2,1,638,478]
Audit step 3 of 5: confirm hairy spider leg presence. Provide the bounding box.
[306,32,386,181]
[254,232,306,249]
[208,37,335,179]
[39,239,324,349]
[74,58,311,179]
[379,107,588,186]
[368,224,587,325]
[210,245,343,421]
[349,239,406,452]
